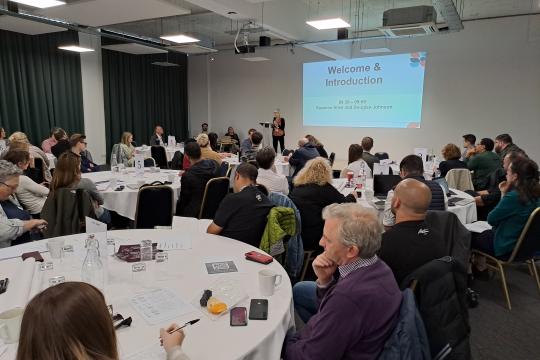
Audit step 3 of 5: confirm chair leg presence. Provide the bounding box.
[528,259,540,295]
[527,261,535,277]
[299,251,314,282]
[497,262,512,310]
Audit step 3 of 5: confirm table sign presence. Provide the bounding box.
[39,262,54,271]
[168,136,176,148]
[373,163,389,175]
[135,154,144,176]
[48,275,65,286]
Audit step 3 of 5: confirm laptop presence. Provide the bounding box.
[433,178,457,197]
[373,175,401,198]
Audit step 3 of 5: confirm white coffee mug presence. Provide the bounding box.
[47,238,65,259]
[0,308,24,343]
[259,269,282,296]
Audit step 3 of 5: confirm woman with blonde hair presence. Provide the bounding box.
[196,133,222,165]
[17,282,189,360]
[6,132,52,181]
[290,157,356,251]
[111,132,136,167]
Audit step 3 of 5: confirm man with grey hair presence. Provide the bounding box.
[283,203,401,360]
[286,138,319,177]
[0,160,47,246]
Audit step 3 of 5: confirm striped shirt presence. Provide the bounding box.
[338,255,379,278]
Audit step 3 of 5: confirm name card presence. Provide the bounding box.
[132,262,146,273]
[48,276,65,286]
[63,245,74,253]
[156,252,168,263]
[40,262,54,271]
[168,136,176,147]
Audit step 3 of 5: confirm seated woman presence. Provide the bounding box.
[50,152,111,224]
[8,132,52,182]
[17,282,189,360]
[340,144,372,179]
[226,126,240,145]
[3,150,49,217]
[305,135,328,158]
[0,160,47,247]
[208,132,219,152]
[439,143,467,178]
[290,157,357,252]
[472,157,540,258]
[112,132,136,167]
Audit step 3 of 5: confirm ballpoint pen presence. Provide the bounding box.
[168,319,200,334]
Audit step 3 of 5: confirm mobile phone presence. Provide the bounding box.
[248,299,268,320]
[245,251,273,265]
[230,307,248,326]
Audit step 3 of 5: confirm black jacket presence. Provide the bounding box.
[288,143,319,176]
[402,257,471,360]
[51,140,70,158]
[315,145,328,159]
[290,183,356,251]
[406,175,446,211]
[439,159,467,178]
[176,159,220,217]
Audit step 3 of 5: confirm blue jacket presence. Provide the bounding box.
[378,289,431,360]
[268,192,304,277]
[289,143,319,176]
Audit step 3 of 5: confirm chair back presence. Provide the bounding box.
[27,157,45,184]
[134,183,174,229]
[219,161,230,177]
[256,184,269,196]
[144,158,156,167]
[507,207,540,262]
[170,151,183,170]
[41,188,96,237]
[110,144,122,165]
[445,169,474,191]
[198,177,230,219]
[328,152,336,166]
[150,146,168,169]
[375,152,389,161]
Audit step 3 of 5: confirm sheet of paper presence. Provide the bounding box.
[130,288,195,325]
[123,343,166,360]
[156,230,192,251]
[414,147,428,162]
[373,163,389,175]
[0,258,38,313]
[464,221,492,233]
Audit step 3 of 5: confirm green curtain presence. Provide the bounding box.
[0,29,84,144]
[102,50,188,159]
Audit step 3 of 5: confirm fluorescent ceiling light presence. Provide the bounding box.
[160,34,200,44]
[58,46,94,53]
[360,48,392,54]
[306,18,351,30]
[241,57,270,62]
[10,0,66,8]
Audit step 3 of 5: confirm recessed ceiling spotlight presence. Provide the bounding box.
[306,18,351,30]
[160,34,200,44]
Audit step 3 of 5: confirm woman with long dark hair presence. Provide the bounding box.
[472,157,540,257]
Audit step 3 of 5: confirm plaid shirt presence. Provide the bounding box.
[338,255,379,279]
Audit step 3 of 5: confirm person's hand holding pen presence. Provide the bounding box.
[160,323,185,352]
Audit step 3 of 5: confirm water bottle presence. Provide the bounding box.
[81,235,105,290]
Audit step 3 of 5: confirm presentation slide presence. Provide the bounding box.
[303,52,426,128]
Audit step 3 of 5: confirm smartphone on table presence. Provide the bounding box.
[249,299,268,320]
[230,307,248,326]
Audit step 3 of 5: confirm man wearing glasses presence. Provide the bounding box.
[70,134,99,173]
[0,160,47,247]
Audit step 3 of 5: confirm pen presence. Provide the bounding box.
[167,319,200,335]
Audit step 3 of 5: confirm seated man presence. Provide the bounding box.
[256,146,289,195]
[287,138,319,176]
[242,131,263,161]
[360,136,380,172]
[464,137,501,190]
[284,203,401,359]
[494,133,526,162]
[240,128,257,155]
[378,179,446,285]
[176,142,219,218]
[70,134,99,173]
[207,163,273,247]
[149,125,165,146]
[383,155,446,227]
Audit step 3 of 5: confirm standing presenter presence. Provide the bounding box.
[271,109,286,154]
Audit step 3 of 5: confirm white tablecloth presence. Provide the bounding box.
[0,227,294,360]
[82,169,181,220]
[332,178,477,224]
[136,146,183,162]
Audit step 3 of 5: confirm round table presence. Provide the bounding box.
[136,146,183,162]
[0,228,294,360]
[82,169,181,220]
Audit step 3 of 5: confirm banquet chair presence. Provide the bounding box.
[198,177,230,219]
[300,250,317,281]
[472,207,540,310]
[375,152,389,161]
[151,146,168,169]
[328,152,336,167]
[144,158,156,167]
[445,169,474,192]
[219,136,235,152]
[170,151,183,170]
[134,183,174,229]
[27,157,45,184]
[219,161,230,177]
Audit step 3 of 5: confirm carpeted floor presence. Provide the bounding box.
[470,263,540,360]
[293,263,540,359]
